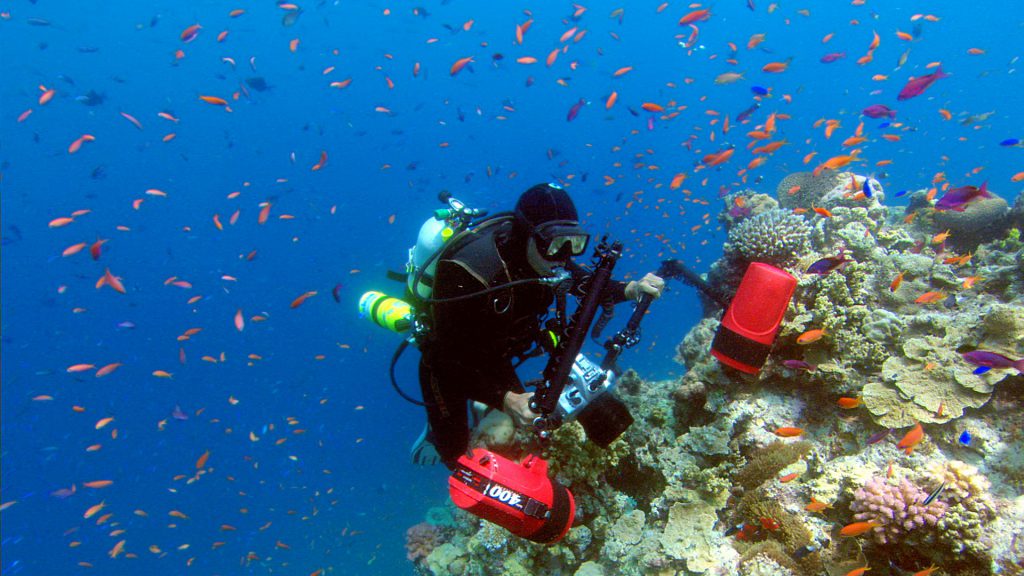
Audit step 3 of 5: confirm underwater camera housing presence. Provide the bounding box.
[554,353,633,448]
[449,449,576,544]
[711,262,797,374]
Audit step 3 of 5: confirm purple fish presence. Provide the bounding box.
[805,251,852,275]
[897,65,948,101]
[566,98,585,122]
[862,104,896,119]
[171,405,189,421]
[728,205,752,219]
[332,282,343,303]
[51,485,77,499]
[866,429,892,445]
[934,181,992,212]
[961,350,1024,373]
[782,359,816,371]
[820,52,846,63]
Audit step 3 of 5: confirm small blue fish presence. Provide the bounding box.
[999,138,1020,147]
[877,122,891,129]
[958,430,972,446]
[750,85,769,96]
[894,189,909,197]
[862,179,873,198]
[973,366,992,375]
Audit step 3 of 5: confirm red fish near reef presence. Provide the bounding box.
[934,181,992,212]
[897,422,924,455]
[897,65,948,100]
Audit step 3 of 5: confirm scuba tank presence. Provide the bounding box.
[407,215,454,300]
[358,291,413,333]
[406,192,486,301]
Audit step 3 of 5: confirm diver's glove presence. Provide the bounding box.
[410,424,441,466]
[624,272,666,301]
[503,391,541,429]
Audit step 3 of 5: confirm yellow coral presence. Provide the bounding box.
[925,460,992,505]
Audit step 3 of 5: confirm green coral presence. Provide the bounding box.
[735,441,812,491]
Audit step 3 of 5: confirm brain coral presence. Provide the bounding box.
[850,477,947,545]
[724,208,812,267]
[932,195,1012,251]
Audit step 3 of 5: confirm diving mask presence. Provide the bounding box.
[533,220,589,260]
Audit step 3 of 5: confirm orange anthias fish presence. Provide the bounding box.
[845,567,871,576]
[797,329,827,345]
[914,291,947,305]
[840,520,882,537]
[889,271,905,292]
[774,426,805,437]
[837,397,862,409]
[702,148,735,167]
[897,422,924,455]
[779,472,800,483]
[805,497,832,513]
[912,566,940,576]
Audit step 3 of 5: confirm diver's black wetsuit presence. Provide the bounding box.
[419,218,628,468]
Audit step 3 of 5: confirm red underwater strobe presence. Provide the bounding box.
[711,262,797,374]
[449,449,575,544]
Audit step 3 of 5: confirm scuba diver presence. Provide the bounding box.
[408,183,665,468]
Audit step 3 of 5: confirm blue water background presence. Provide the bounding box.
[1,1,1021,574]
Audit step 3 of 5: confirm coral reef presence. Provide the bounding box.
[737,542,799,576]
[723,208,812,268]
[735,441,813,491]
[406,522,448,565]
[932,195,1012,252]
[850,477,947,545]
[409,170,1024,576]
[775,171,846,210]
[927,460,997,555]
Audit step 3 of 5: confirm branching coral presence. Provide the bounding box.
[724,208,812,267]
[850,477,947,545]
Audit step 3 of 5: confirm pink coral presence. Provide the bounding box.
[850,477,947,544]
[405,522,446,564]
